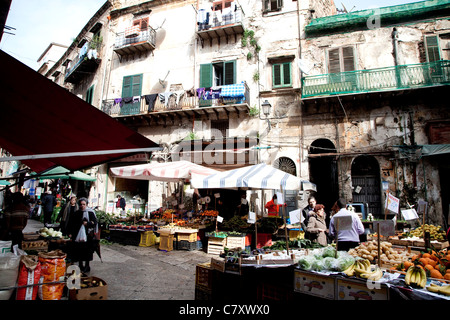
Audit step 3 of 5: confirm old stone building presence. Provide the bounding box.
[39,0,450,225]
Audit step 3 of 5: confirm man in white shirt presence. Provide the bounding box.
[329,198,365,251]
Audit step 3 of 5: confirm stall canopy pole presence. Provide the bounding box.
[281,184,290,254]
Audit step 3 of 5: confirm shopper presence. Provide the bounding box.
[57,195,78,236]
[116,194,126,214]
[329,198,365,251]
[42,189,57,225]
[67,197,97,273]
[3,192,29,249]
[302,196,317,231]
[306,204,328,246]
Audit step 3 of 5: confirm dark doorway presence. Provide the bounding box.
[351,155,382,217]
[438,154,450,230]
[308,139,339,214]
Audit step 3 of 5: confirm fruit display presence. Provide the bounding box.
[404,265,427,288]
[426,283,450,296]
[342,258,383,281]
[39,227,63,238]
[409,249,450,280]
[348,240,415,264]
[402,224,447,241]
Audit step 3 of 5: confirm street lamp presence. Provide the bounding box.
[261,100,271,117]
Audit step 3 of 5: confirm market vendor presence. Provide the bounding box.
[264,194,286,217]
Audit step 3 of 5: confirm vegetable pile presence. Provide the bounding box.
[348,240,415,264]
[297,246,356,272]
[39,227,63,238]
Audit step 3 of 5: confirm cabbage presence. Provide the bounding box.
[335,254,356,271]
[311,259,325,271]
[298,255,316,270]
[322,246,336,258]
[322,257,337,271]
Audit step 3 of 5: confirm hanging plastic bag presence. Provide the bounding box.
[38,250,66,300]
[75,225,87,242]
[16,255,41,300]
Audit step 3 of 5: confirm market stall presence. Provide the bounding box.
[109,160,220,251]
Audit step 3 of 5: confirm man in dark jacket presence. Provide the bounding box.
[116,195,126,213]
[42,190,57,225]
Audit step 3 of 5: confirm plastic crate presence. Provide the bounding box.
[196,263,213,289]
[158,233,174,251]
[177,240,197,251]
[256,233,273,249]
[139,231,156,247]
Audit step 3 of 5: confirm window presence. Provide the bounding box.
[425,35,441,62]
[133,17,149,31]
[327,46,355,74]
[211,120,229,138]
[263,0,283,12]
[272,62,291,88]
[86,85,94,105]
[200,60,236,88]
[122,74,143,98]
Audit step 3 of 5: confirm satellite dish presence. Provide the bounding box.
[297,59,314,75]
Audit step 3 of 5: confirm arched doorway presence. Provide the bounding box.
[351,155,382,217]
[308,139,339,214]
[273,157,297,213]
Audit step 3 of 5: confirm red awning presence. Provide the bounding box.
[0,50,159,173]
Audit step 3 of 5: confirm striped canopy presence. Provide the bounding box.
[190,163,316,191]
[110,160,219,182]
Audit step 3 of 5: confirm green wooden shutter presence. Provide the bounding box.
[328,48,340,74]
[224,61,235,85]
[342,47,355,72]
[273,64,281,86]
[200,64,213,88]
[425,35,440,62]
[122,74,142,97]
[86,85,94,105]
[283,62,291,86]
[122,76,132,97]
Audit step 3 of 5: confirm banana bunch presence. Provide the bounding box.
[343,258,383,281]
[426,283,450,296]
[404,266,427,289]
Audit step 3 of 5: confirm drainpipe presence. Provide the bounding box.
[392,28,402,87]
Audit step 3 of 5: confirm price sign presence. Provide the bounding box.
[373,220,395,237]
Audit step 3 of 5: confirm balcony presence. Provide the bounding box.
[113,26,156,57]
[197,4,244,46]
[301,60,450,99]
[65,47,101,84]
[101,82,250,122]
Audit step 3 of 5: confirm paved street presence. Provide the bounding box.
[23,219,213,300]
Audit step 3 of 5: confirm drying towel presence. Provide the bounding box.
[220,82,245,98]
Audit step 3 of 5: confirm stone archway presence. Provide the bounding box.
[273,156,297,213]
[351,155,382,217]
[308,139,339,214]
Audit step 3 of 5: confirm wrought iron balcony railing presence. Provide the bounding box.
[114,26,156,56]
[301,60,450,98]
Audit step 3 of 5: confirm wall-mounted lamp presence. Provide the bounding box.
[261,100,271,117]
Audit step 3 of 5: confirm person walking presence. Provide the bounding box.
[302,196,316,239]
[67,197,97,273]
[329,198,365,251]
[42,189,57,226]
[57,195,78,236]
[306,204,328,246]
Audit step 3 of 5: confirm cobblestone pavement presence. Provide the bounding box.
[23,219,213,300]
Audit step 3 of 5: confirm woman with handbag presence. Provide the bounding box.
[67,197,97,273]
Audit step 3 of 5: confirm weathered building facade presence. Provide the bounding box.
[39,0,450,225]
[300,0,450,225]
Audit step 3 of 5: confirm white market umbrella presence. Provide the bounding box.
[190,163,316,191]
[110,160,219,182]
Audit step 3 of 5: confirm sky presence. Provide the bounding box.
[1,0,423,70]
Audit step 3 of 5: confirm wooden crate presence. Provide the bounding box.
[226,236,246,249]
[207,237,226,255]
[21,240,48,252]
[195,263,214,289]
[177,229,198,242]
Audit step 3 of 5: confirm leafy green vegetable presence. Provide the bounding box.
[322,246,336,258]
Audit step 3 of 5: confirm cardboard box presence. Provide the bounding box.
[294,269,336,300]
[69,277,107,300]
[337,278,389,300]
